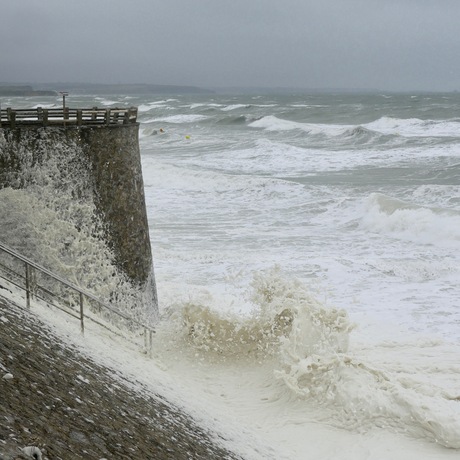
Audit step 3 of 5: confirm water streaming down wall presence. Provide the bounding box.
[0,107,158,318]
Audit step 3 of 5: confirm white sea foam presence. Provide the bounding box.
[145,114,209,124]
[250,115,389,140]
[366,116,460,137]
[190,103,223,109]
[98,99,118,106]
[138,100,177,112]
[221,104,251,111]
[361,193,460,247]
[249,115,347,134]
[32,103,56,109]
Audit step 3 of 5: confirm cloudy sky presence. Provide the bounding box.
[1,0,459,91]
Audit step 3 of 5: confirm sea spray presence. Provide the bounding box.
[161,266,351,362]
[0,129,151,324]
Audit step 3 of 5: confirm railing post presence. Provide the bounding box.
[37,107,43,125]
[77,109,82,126]
[25,262,31,309]
[149,329,153,358]
[143,328,153,357]
[43,109,49,127]
[105,109,110,125]
[7,108,16,128]
[79,292,85,334]
[62,107,69,126]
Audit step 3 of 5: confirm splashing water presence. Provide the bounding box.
[0,129,150,322]
[173,267,351,360]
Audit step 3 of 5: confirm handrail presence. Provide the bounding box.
[0,107,138,128]
[0,241,154,354]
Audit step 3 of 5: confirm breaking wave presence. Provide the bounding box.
[143,114,209,124]
[179,267,351,359]
[361,193,460,246]
[157,267,460,448]
[366,116,460,138]
[249,115,460,148]
[221,104,252,112]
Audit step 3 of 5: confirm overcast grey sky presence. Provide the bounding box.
[1,0,459,91]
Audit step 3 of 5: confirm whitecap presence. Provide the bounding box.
[147,114,209,124]
[361,193,460,246]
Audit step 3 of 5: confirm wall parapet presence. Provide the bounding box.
[0,107,138,128]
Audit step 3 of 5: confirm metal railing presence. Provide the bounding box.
[0,241,154,354]
[0,107,138,128]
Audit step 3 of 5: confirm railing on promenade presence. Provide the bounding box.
[0,241,154,354]
[0,107,138,128]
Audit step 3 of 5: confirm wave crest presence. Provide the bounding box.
[361,193,460,246]
[175,267,352,364]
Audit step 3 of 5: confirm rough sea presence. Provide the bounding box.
[2,91,460,458]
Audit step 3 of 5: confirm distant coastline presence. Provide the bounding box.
[0,85,57,96]
[34,82,215,95]
[1,82,456,98]
[0,82,214,96]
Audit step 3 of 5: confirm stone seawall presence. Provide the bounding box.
[79,124,153,287]
[0,120,157,313]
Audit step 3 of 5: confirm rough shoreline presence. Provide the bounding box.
[0,296,242,459]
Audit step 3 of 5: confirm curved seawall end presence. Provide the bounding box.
[0,108,158,319]
[80,124,154,289]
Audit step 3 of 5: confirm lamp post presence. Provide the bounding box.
[59,91,69,123]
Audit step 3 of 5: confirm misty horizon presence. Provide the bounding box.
[1,81,458,96]
[2,1,460,93]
